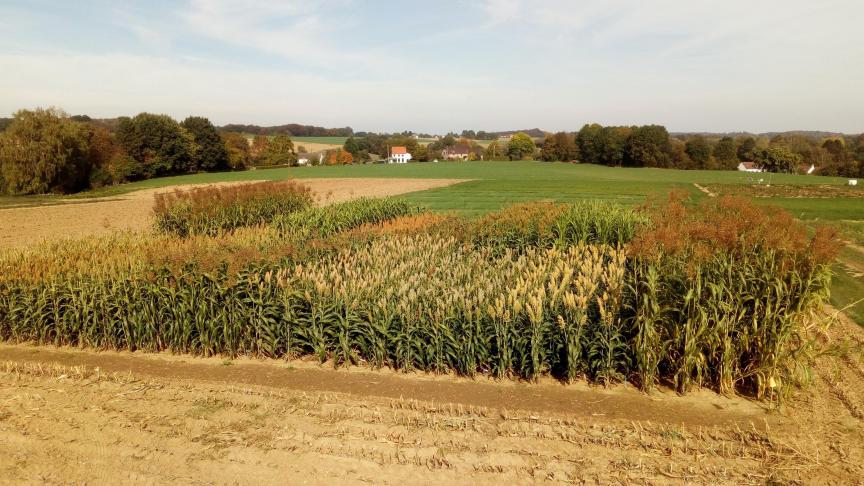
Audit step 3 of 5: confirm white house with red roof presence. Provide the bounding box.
[388,146,412,164]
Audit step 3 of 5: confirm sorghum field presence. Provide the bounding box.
[1,165,863,484]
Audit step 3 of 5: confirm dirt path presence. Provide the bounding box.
[693,183,717,197]
[2,312,864,484]
[0,344,763,429]
[0,178,465,249]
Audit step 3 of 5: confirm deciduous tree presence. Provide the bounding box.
[0,108,92,195]
[250,135,269,164]
[116,113,192,179]
[221,132,251,170]
[737,137,756,161]
[507,132,536,160]
[713,136,737,169]
[484,140,502,160]
[326,148,353,165]
[182,116,229,172]
[625,125,670,167]
[750,146,802,173]
[262,135,297,166]
[684,136,712,169]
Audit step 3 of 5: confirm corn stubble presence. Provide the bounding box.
[0,193,838,400]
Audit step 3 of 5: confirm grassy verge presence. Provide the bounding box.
[831,246,864,325]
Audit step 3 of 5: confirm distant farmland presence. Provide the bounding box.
[291,136,351,145]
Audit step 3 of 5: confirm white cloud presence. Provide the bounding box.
[179,0,376,70]
[0,51,509,132]
[1,0,862,133]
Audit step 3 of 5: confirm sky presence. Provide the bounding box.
[1,0,863,134]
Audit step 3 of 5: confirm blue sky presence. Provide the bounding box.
[1,0,863,133]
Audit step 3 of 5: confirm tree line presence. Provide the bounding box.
[460,128,545,140]
[3,108,862,196]
[566,124,863,176]
[0,108,302,195]
[221,123,353,137]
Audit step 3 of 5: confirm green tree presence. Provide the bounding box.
[667,138,693,169]
[181,116,229,172]
[685,136,712,169]
[750,146,803,173]
[576,123,603,164]
[116,113,192,179]
[221,132,251,170]
[343,136,360,156]
[414,144,429,162]
[0,108,92,195]
[262,135,297,166]
[713,136,737,169]
[507,132,536,160]
[737,136,756,161]
[484,140,502,160]
[597,127,630,166]
[625,125,670,167]
[343,136,372,163]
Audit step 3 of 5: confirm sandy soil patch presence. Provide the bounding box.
[0,178,464,249]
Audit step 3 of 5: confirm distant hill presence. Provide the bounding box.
[470,128,546,140]
[670,130,855,139]
[221,124,353,137]
[0,117,12,131]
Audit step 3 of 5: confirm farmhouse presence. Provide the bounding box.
[442,143,471,160]
[388,146,412,164]
[737,161,762,173]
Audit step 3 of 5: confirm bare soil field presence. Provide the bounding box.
[1,308,863,485]
[294,141,344,153]
[0,178,464,249]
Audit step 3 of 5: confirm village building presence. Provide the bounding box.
[442,143,471,160]
[388,146,412,164]
[737,161,762,173]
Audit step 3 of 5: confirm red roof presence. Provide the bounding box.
[391,146,407,154]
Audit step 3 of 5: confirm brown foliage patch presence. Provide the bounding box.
[629,191,840,267]
[152,180,311,217]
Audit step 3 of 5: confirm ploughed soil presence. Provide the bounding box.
[1,308,863,485]
[0,178,464,249]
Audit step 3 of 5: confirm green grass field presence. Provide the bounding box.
[5,161,858,215]
[832,246,864,325]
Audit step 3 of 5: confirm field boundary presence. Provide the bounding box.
[0,343,765,428]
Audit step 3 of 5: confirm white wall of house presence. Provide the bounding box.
[388,153,412,164]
